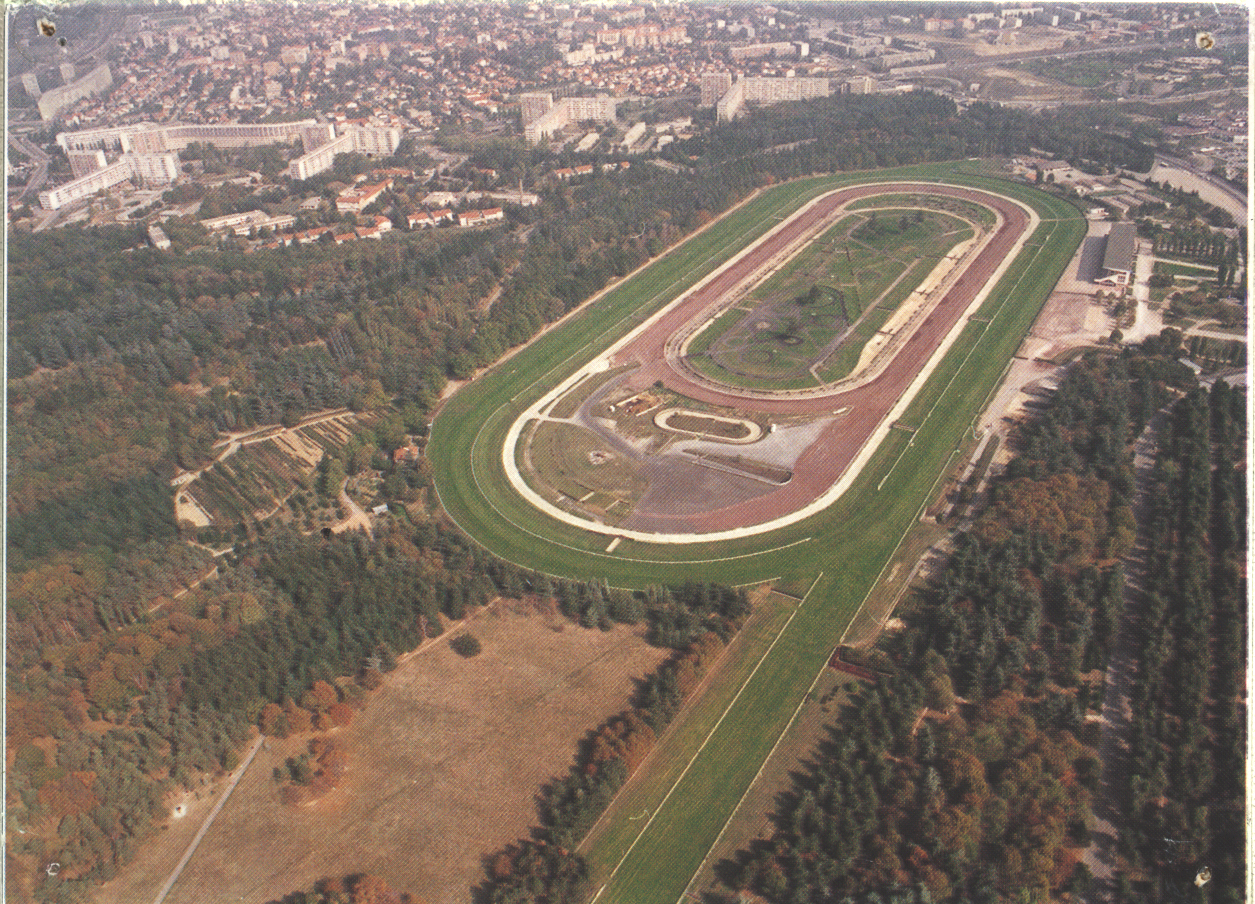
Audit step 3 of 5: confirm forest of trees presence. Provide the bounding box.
[663,94,1157,181]
[1123,377,1246,903]
[269,872,418,904]
[6,513,752,904]
[723,341,1245,904]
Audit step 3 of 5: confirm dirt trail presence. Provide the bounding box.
[1081,410,1166,900]
[151,736,265,904]
[333,480,374,538]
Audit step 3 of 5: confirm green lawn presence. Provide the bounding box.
[583,192,1084,904]
[689,209,972,391]
[1154,259,1218,279]
[580,590,803,870]
[430,164,1083,587]
[428,164,1083,901]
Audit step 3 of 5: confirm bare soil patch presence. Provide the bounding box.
[94,602,668,904]
[526,420,649,511]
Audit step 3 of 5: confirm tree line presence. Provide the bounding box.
[720,339,1233,904]
[479,588,750,904]
[1123,377,1246,903]
[6,519,751,904]
[664,94,1157,180]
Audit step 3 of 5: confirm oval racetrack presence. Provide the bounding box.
[502,182,1036,542]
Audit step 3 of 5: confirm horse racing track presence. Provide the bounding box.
[502,180,1034,543]
[430,162,1084,902]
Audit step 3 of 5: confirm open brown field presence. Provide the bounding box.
[92,602,668,904]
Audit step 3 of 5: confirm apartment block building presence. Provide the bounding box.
[700,71,734,106]
[712,75,830,121]
[523,94,617,143]
[39,160,132,209]
[38,63,113,120]
[67,149,109,179]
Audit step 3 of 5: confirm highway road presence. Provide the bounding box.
[1150,153,1247,223]
[9,132,51,203]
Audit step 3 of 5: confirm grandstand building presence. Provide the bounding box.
[1097,223,1137,286]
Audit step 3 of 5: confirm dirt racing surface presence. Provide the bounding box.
[92,602,668,904]
[600,183,1031,534]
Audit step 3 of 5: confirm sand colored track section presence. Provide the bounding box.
[846,233,977,383]
[503,183,1038,543]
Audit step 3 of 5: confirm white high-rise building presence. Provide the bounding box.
[286,126,401,179]
[37,63,112,120]
[126,153,180,187]
[700,72,733,106]
[524,95,617,143]
[713,76,830,121]
[520,91,555,126]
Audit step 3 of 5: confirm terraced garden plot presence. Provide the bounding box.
[192,442,309,523]
[180,413,366,530]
